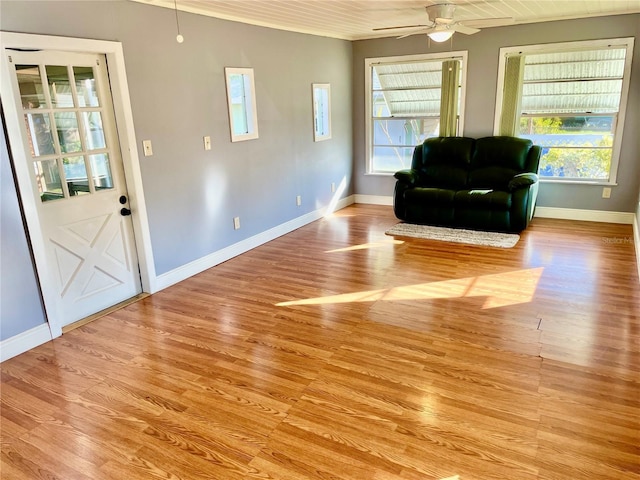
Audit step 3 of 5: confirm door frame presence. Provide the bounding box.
[1,32,157,338]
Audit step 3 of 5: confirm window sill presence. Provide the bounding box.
[539,179,618,187]
[365,172,395,176]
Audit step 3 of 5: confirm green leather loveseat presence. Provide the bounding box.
[393,136,542,233]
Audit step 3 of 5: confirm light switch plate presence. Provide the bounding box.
[204,136,211,150]
[142,140,153,156]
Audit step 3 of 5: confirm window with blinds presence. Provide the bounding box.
[495,39,634,183]
[365,52,466,175]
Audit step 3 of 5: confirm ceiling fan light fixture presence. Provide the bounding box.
[427,30,454,42]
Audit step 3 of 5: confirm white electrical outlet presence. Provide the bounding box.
[602,187,612,199]
[296,195,302,206]
[204,136,211,150]
[142,140,153,156]
[233,217,240,230]
[331,182,336,193]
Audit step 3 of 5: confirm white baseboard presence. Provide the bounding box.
[535,207,634,224]
[354,194,393,206]
[1,323,52,363]
[155,195,355,292]
[634,214,640,283]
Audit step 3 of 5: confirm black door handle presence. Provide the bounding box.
[119,195,127,205]
[120,207,132,216]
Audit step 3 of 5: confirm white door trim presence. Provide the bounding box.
[1,32,156,338]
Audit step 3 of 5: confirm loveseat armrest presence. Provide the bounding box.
[394,169,419,186]
[508,172,539,192]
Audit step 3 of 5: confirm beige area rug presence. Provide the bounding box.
[385,223,520,248]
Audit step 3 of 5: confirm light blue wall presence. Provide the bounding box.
[352,14,640,213]
[121,5,353,274]
[1,113,47,341]
[0,1,354,277]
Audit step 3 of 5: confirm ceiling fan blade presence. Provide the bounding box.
[397,29,429,39]
[373,24,429,31]
[461,17,515,28]
[453,24,480,35]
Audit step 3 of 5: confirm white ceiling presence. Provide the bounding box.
[131,0,640,41]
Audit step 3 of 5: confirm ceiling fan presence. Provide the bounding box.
[373,3,514,43]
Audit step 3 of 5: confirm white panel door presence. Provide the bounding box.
[6,50,142,327]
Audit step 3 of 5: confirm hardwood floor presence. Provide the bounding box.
[2,204,639,480]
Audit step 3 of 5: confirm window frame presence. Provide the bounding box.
[493,38,635,185]
[312,83,332,142]
[224,67,259,142]
[364,52,468,176]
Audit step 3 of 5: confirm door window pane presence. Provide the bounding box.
[34,159,63,201]
[18,58,117,203]
[24,113,55,157]
[46,65,74,108]
[55,112,82,153]
[74,66,100,107]
[89,154,113,191]
[16,65,46,109]
[63,156,90,196]
[82,111,106,150]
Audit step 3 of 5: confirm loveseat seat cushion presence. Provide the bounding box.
[469,136,534,189]
[454,190,512,210]
[415,137,475,190]
[405,187,455,205]
[404,187,456,225]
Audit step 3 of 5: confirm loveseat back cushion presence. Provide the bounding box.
[413,137,475,190]
[469,136,534,190]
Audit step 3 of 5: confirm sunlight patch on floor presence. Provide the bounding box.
[325,239,404,253]
[276,268,544,309]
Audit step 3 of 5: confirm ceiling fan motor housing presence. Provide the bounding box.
[426,3,456,24]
